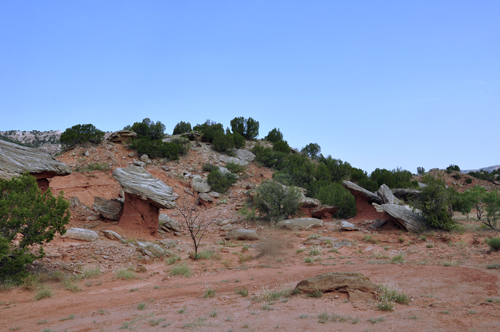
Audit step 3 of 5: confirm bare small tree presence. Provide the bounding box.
[176,195,218,259]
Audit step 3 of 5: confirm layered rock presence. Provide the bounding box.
[342,181,383,205]
[376,184,401,205]
[107,130,137,143]
[62,228,99,242]
[0,140,71,191]
[225,229,259,241]
[276,218,323,230]
[373,203,427,232]
[113,165,178,236]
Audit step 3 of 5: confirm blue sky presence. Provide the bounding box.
[1,1,498,173]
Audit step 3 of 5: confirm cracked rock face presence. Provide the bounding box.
[0,140,71,181]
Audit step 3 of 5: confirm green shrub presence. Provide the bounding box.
[128,138,181,159]
[447,164,461,172]
[225,162,246,174]
[235,287,249,297]
[35,286,53,301]
[203,288,216,298]
[171,137,190,156]
[207,169,237,193]
[466,178,473,184]
[272,140,291,153]
[193,120,224,143]
[453,173,462,180]
[0,174,70,280]
[212,132,234,153]
[410,175,457,231]
[314,182,357,219]
[301,143,321,160]
[232,132,245,149]
[124,118,165,140]
[254,180,301,221]
[202,163,218,172]
[230,117,259,140]
[115,269,136,280]
[264,128,284,143]
[60,124,104,148]
[417,167,425,175]
[252,144,288,168]
[170,263,191,277]
[486,238,500,251]
[172,121,192,135]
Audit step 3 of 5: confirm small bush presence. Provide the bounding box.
[377,301,394,311]
[264,128,284,143]
[137,303,146,310]
[307,290,323,298]
[203,288,216,298]
[170,263,191,277]
[453,173,462,180]
[230,117,259,140]
[124,118,165,140]
[115,269,136,280]
[254,180,301,221]
[60,124,104,148]
[173,121,192,135]
[486,238,500,251]
[202,163,218,172]
[235,287,249,297]
[207,169,237,193]
[466,178,473,184]
[225,162,246,174]
[128,138,181,159]
[35,286,53,301]
[272,140,291,153]
[193,119,224,143]
[212,132,235,153]
[232,132,245,149]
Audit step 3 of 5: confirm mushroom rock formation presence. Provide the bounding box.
[112,165,178,236]
[0,140,71,191]
[107,130,137,143]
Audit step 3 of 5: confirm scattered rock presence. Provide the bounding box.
[93,196,123,220]
[183,188,194,196]
[311,205,339,218]
[62,228,99,242]
[294,272,377,296]
[218,167,231,175]
[102,230,125,242]
[342,180,383,205]
[225,229,259,241]
[198,192,213,204]
[276,218,323,230]
[219,154,247,166]
[392,188,421,200]
[159,214,181,232]
[128,152,135,158]
[208,191,220,198]
[140,154,152,164]
[191,175,211,193]
[299,197,322,208]
[340,221,359,231]
[221,224,233,231]
[216,220,232,226]
[234,149,256,163]
[133,160,146,167]
[162,166,170,171]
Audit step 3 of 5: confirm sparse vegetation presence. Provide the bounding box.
[35,286,53,301]
[486,238,500,251]
[235,287,249,297]
[170,263,191,277]
[203,288,216,298]
[115,269,136,280]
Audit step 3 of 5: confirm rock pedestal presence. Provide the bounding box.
[120,193,161,236]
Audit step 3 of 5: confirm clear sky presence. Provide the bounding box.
[1,1,499,174]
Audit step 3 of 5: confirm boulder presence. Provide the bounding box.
[0,140,71,190]
[225,229,259,241]
[191,175,211,193]
[276,218,323,230]
[373,203,427,232]
[62,228,99,242]
[102,230,125,242]
[221,224,233,231]
[376,184,400,205]
[107,130,137,143]
[234,149,255,163]
[159,214,181,232]
[342,181,383,205]
[311,205,339,218]
[340,220,359,231]
[183,188,194,196]
[133,160,146,167]
[93,196,123,220]
[299,197,321,208]
[198,192,213,204]
[294,272,378,296]
[113,166,178,209]
[208,191,220,198]
[113,165,178,236]
[216,219,232,226]
[219,154,247,166]
[140,154,152,164]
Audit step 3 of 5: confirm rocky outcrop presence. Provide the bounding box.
[102,230,125,242]
[107,130,137,143]
[113,165,178,236]
[93,196,123,220]
[376,184,401,205]
[295,272,377,298]
[159,214,181,233]
[198,192,213,204]
[373,203,426,232]
[0,140,71,190]
[191,175,211,193]
[276,218,323,230]
[225,229,259,241]
[340,220,359,231]
[234,149,255,163]
[342,181,383,205]
[299,197,321,208]
[62,228,99,242]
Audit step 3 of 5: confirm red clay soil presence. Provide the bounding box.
[350,191,392,223]
[120,193,160,238]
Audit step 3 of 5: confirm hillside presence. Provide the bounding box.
[1,132,500,332]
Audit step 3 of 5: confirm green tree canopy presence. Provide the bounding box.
[60,124,104,148]
[124,118,165,140]
[230,117,259,140]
